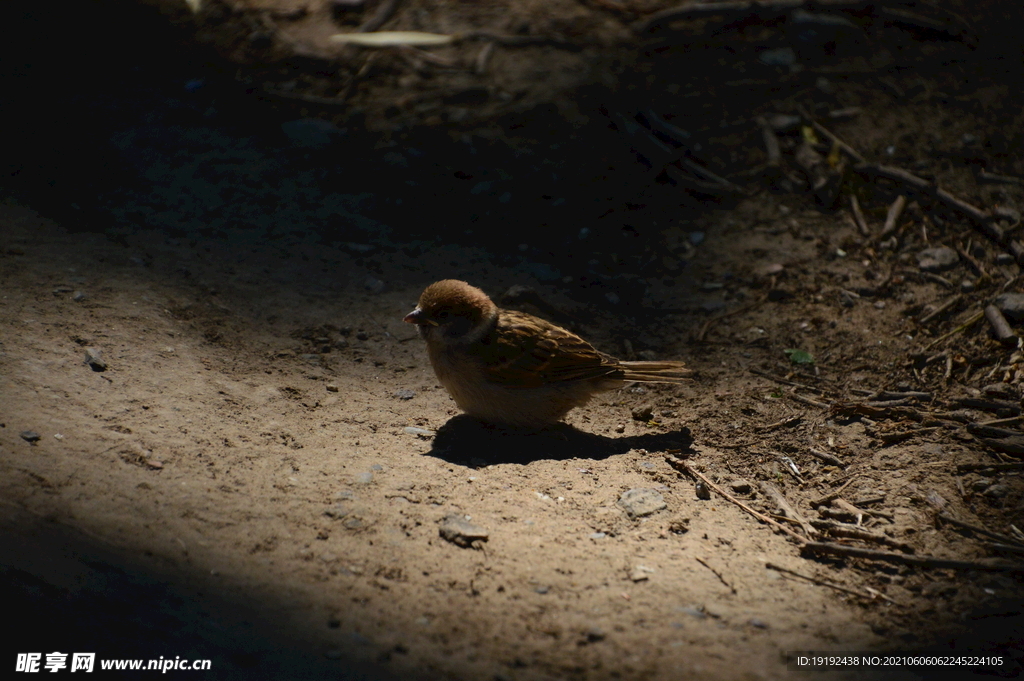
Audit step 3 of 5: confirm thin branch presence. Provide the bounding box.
[765,562,897,603]
[665,455,807,544]
[801,541,1021,571]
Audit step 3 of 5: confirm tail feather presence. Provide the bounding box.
[618,360,691,383]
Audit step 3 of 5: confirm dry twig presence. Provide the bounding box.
[665,455,806,543]
[938,513,1024,549]
[696,557,737,594]
[801,541,1021,572]
[807,447,844,467]
[850,195,869,236]
[761,481,817,538]
[765,562,895,603]
[880,195,907,238]
[984,305,1018,347]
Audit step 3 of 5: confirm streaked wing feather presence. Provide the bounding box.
[476,311,621,387]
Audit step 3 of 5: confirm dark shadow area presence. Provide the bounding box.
[0,1,713,315]
[0,506,394,680]
[426,415,693,466]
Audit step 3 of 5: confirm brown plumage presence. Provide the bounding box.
[404,280,690,428]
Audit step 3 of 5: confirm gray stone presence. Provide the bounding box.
[631,404,654,421]
[916,246,959,272]
[729,479,752,494]
[84,347,107,372]
[983,483,1010,498]
[354,471,374,484]
[324,504,350,519]
[20,430,41,443]
[393,389,416,400]
[617,488,666,518]
[994,293,1024,322]
[996,253,1016,266]
[438,514,489,547]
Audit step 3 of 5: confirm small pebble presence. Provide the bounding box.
[766,115,801,132]
[916,246,959,273]
[438,514,489,548]
[326,384,339,392]
[618,488,667,518]
[72,291,86,302]
[629,565,654,582]
[354,472,374,484]
[393,389,416,400]
[994,293,1024,322]
[631,404,654,421]
[589,532,607,539]
[533,585,550,594]
[983,483,1010,498]
[759,46,796,66]
[20,430,41,443]
[729,480,752,494]
[695,481,712,500]
[84,347,107,372]
[960,279,975,293]
[403,426,432,438]
[748,618,769,629]
[324,504,350,519]
[614,424,625,433]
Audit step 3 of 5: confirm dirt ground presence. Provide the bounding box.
[3,1,1024,680]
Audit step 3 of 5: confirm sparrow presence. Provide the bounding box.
[404,279,690,429]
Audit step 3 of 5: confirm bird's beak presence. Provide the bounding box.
[403,308,438,326]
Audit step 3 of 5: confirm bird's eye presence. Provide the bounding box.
[436,311,450,321]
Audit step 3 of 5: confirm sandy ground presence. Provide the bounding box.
[3,2,1024,680]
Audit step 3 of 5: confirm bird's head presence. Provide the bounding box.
[404,280,498,343]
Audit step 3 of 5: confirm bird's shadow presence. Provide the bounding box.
[425,415,694,467]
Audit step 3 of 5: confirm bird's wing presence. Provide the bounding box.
[473,310,621,387]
